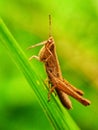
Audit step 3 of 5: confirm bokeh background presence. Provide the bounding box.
[0,0,98,130]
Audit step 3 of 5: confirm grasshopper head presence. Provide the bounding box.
[39,37,54,62]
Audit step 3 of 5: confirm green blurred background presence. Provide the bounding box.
[0,0,98,130]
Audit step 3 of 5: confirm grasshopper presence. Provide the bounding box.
[28,16,91,109]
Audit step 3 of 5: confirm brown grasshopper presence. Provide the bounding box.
[28,16,91,109]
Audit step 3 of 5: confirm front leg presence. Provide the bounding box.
[29,55,40,61]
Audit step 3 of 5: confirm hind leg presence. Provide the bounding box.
[63,79,84,96]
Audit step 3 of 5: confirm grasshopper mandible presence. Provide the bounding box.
[28,15,91,109]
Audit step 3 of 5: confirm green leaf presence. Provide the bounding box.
[0,18,80,130]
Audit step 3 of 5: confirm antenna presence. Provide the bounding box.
[49,14,52,37]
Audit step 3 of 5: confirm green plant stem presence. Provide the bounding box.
[0,18,80,130]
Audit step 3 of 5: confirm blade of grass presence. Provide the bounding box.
[0,18,80,130]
